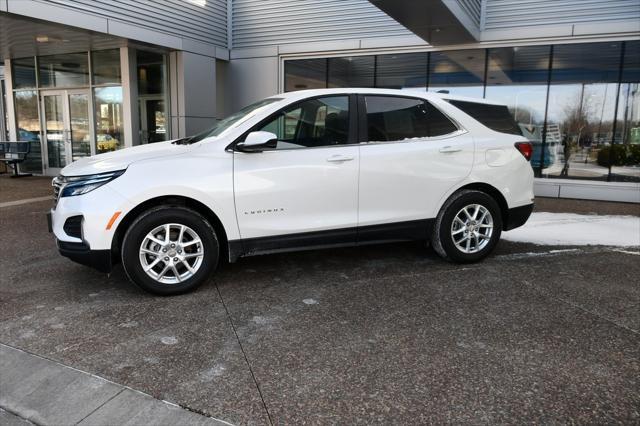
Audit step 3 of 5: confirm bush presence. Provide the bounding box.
[628,145,640,166]
[597,145,628,167]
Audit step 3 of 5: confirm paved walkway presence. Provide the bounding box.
[0,344,231,426]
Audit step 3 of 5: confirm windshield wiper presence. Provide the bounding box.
[172,137,193,145]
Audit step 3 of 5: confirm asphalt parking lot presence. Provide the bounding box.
[1,176,639,424]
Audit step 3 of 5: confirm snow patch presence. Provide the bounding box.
[200,364,227,381]
[160,336,178,345]
[252,315,268,325]
[503,213,640,247]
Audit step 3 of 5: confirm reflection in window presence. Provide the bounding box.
[14,90,42,173]
[485,45,551,172]
[94,87,123,154]
[364,96,457,142]
[39,53,89,88]
[613,41,640,182]
[11,58,37,89]
[545,43,622,181]
[1,79,8,141]
[92,49,121,85]
[429,50,485,97]
[137,50,168,144]
[328,56,374,88]
[258,96,349,149]
[285,59,327,92]
[376,53,427,89]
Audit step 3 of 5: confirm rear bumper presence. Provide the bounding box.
[56,239,112,273]
[504,203,534,231]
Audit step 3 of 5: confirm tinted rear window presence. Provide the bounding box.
[449,100,522,136]
[364,96,458,142]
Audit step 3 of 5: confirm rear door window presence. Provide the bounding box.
[448,100,522,135]
[363,96,458,142]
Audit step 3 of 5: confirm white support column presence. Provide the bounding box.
[120,46,139,148]
[3,59,17,142]
[0,77,6,141]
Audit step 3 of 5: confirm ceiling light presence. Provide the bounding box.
[35,35,65,43]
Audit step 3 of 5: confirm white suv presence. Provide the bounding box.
[48,89,534,295]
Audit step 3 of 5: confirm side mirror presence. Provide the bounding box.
[236,131,278,152]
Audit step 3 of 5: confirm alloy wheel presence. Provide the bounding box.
[139,223,205,284]
[450,204,494,254]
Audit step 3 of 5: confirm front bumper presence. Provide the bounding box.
[504,203,534,231]
[56,239,112,273]
[48,184,127,273]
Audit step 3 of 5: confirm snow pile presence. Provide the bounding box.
[502,212,640,247]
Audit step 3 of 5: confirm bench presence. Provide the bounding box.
[0,141,33,178]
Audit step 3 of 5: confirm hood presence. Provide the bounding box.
[61,141,193,176]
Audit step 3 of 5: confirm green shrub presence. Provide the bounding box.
[627,145,640,166]
[597,145,628,167]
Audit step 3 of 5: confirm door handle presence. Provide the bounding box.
[326,154,355,163]
[439,146,462,153]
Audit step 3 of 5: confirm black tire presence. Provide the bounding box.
[121,206,219,295]
[431,189,502,263]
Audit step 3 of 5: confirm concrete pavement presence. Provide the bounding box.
[0,344,230,425]
[1,175,638,424]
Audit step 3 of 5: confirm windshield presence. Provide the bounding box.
[177,98,282,144]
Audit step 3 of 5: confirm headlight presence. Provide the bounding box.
[59,170,125,198]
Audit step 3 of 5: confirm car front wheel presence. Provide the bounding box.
[121,206,219,295]
[432,189,502,263]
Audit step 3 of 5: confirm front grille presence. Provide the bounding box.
[52,176,63,207]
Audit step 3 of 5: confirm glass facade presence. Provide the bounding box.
[485,45,551,171]
[14,90,42,173]
[137,51,169,144]
[328,56,374,88]
[94,86,124,154]
[285,58,327,92]
[11,57,37,89]
[38,53,90,88]
[284,40,640,182]
[375,53,427,89]
[9,49,125,172]
[92,49,122,85]
[429,49,485,97]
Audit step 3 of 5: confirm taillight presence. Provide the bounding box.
[515,142,533,161]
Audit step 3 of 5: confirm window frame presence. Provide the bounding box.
[230,94,359,152]
[357,94,463,144]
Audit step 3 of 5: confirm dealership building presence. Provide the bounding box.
[0,0,639,202]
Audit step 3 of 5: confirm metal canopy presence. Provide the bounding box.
[0,12,124,61]
[369,0,479,45]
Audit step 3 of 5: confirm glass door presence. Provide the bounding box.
[68,91,91,161]
[139,96,166,144]
[41,89,92,175]
[42,92,66,174]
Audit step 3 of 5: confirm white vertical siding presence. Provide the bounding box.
[456,0,482,27]
[484,0,640,30]
[41,0,228,47]
[232,0,414,49]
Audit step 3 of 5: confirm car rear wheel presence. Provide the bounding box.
[121,206,219,295]
[432,189,502,263]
